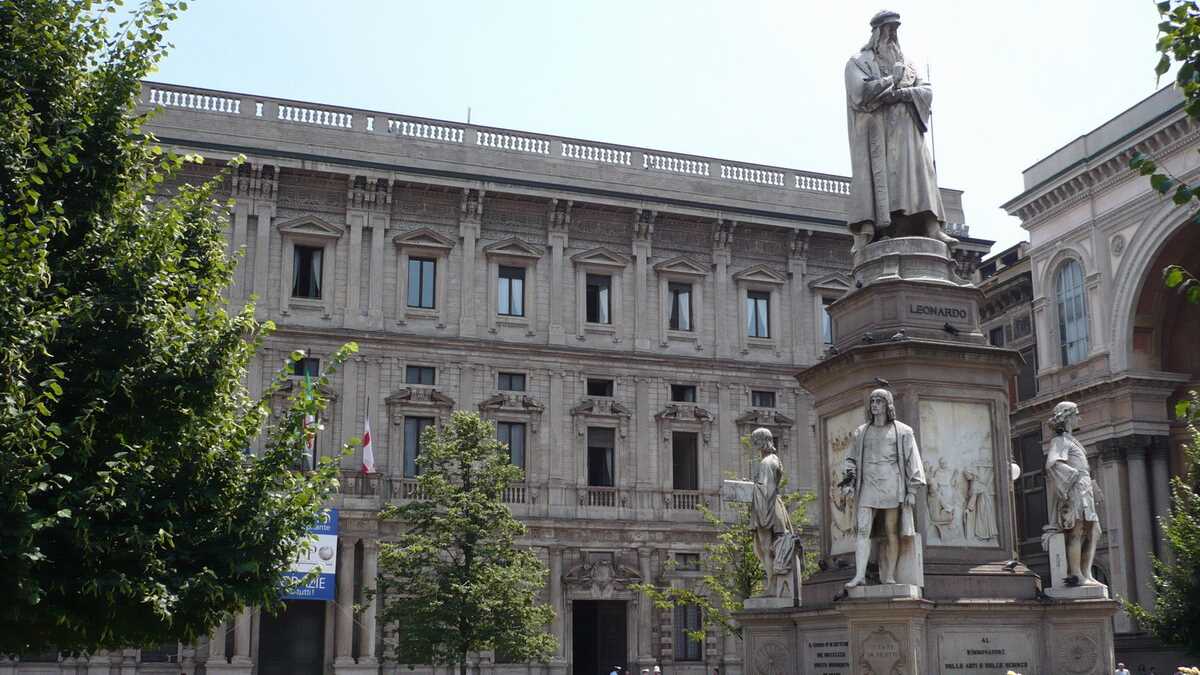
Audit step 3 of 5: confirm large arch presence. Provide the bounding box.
[1108,198,1191,373]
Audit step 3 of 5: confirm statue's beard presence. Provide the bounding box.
[877,38,904,67]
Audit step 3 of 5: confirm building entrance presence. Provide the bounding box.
[257,600,325,675]
[572,600,627,675]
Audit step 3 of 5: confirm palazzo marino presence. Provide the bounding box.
[3,82,987,675]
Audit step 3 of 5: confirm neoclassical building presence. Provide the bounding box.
[3,81,991,675]
[1000,85,1199,670]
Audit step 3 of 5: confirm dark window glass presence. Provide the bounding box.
[498,265,526,317]
[751,390,776,408]
[1014,431,1047,556]
[291,357,320,378]
[1056,260,1089,365]
[821,297,834,345]
[291,245,323,299]
[407,257,437,309]
[498,372,526,392]
[1017,347,1038,402]
[497,422,526,471]
[1013,314,1032,338]
[668,282,692,331]
[989,326,1006,347]
[747,291,770,338]
[673,604,703,661]
[587,427,615,487]
[406,365,436,386]
[403,417,434,478]
[585,274,611,324]
[587,378,614,397]
[675,553,701,571]
[672,432,699,490]
[670,384,697,403]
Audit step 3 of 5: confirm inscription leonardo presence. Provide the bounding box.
[909,303,968,320]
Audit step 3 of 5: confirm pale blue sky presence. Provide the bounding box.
[148,0,1165,252]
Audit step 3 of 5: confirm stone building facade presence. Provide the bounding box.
[1001,85,1200,671]
[1,81,989,675]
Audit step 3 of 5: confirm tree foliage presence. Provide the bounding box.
[633,438,815,641]
[377,412,556,674]
[0,0,349,652]
[1126,393,1200,654]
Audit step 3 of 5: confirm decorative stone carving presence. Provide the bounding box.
[1054,631,1099,674]
[654,403,715,444]
[386,387,455,425]
[1110,233,1125,256]
[736,409,794,451]
[917,399,998,547]
[571,398,632,438]
[840,388,926,590]
[478,392,546,434]
[859,626,905,675]
[844,10,957,255]
[562,556,641,599]
[752,640,790,675]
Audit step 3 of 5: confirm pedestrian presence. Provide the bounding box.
[1116,663,1130,675]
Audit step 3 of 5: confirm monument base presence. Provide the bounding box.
[737,596,1118,675]
[1045,584,1109,600]
[744,595,798,610]
[847,582,921,600]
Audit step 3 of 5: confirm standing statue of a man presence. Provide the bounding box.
[749,427,798,599]
[841,388,926,588]
[1044,401,1103,586]
[845,10,958,256]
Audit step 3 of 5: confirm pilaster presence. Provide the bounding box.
[458,188,484,337]
[712,220,733,359]
[788,230,810,363]
[636,547,655,667]
[1149,435,1172,562]
[547,200,571,345]
[334,536,357,665]
[1123,439,1155,610]
[632,209,655,351]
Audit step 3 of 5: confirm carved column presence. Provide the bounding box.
[458,189,483,337]
[548,200,571,345]
[346,196,364,326]
[1125,441,1156,609]
[636,548,655,668]
[1099,440,1135,633]
[208,619,227,663]
[632,210,654,351]
[549,546,565,660]
[334,536,357,664]
[1150,436,1172,561]
[788,230,810,363]
[359,539,379,664]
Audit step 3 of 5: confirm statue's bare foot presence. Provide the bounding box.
[845,576,866,588]
[1081,576,1102,586]
[880,576,897,585]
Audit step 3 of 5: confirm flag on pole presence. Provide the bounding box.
[362,398,375,475]
[302,374,316,471]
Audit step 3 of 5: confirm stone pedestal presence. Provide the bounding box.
[1042,531,1110,599]
[744,595,797,610]
[841,598,932,675]
[847,583,921,600]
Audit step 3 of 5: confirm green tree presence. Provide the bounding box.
[633,438,814,641]
[377,411,556,674]
[1,0,350,652]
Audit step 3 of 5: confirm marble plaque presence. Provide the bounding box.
[803,630,850,675]
[825,407,861,554]
[918,400,998,547]
[937,628,1037,675]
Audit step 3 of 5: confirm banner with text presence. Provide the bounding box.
[282,508,338,601]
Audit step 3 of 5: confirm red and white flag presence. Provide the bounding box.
[361,410,375,475]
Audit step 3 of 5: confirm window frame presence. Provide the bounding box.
[403,416,436,478]
[407,256,438,310]
[571,247,629,339]
[1055,258,1090,366]
[585,273,613,325]
[393,227,455,326]
[673,604,704,661]
[820,296,835,346]
[586,378,614,398]
[291,244,324,299]
[405,365,437,386]
[670,384,697,403]
[277,215,343,320]
[751,390,776,408]
[497,265,526,317]
[291,357,320,378]
[496,421,527,471]
[497,371,527,392]
[586,426,616,487]
[668,281,694,332]
[671,430,700,491]
[746,290,771,339]
[484,238,543,334]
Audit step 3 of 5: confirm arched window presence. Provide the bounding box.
[1056,259,1089,365]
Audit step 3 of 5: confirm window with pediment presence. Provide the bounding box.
[387,385,455,482]
[809,273,851,351]
[571,247,630,340]
[733,264,787,352]
[393,227,455,326]
[276,215,345,319]
[483,237,544,334]
[653,255,708,348]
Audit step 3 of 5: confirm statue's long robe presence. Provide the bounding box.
[844,49,945,233]
[846,420,925,539]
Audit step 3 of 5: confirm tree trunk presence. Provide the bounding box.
[460,653,468,675]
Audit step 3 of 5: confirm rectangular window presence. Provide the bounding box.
[407,257,437,309]
[1017,347,1038,402]
[291,245,323,299]
[1014,431,1047,556]
[751,390,776,408]
[498,372,526,392]
[674,552,701,571]
[497,421,526,471]
[403,417,434,478]
[989,326,1006,347]
[585,274,611,324]
[586,378,614,398]
[670,384,697,403]
[497,265,525,317]
[291,357,320,378]
[672,432,699,490]
[586,427,615,487]
[668,282,693,331]
[406,365,436,386]
[673,604,703,661]
[747,290,770,338]
[821,297,834,345]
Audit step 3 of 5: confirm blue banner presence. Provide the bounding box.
[282,508,338,601]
